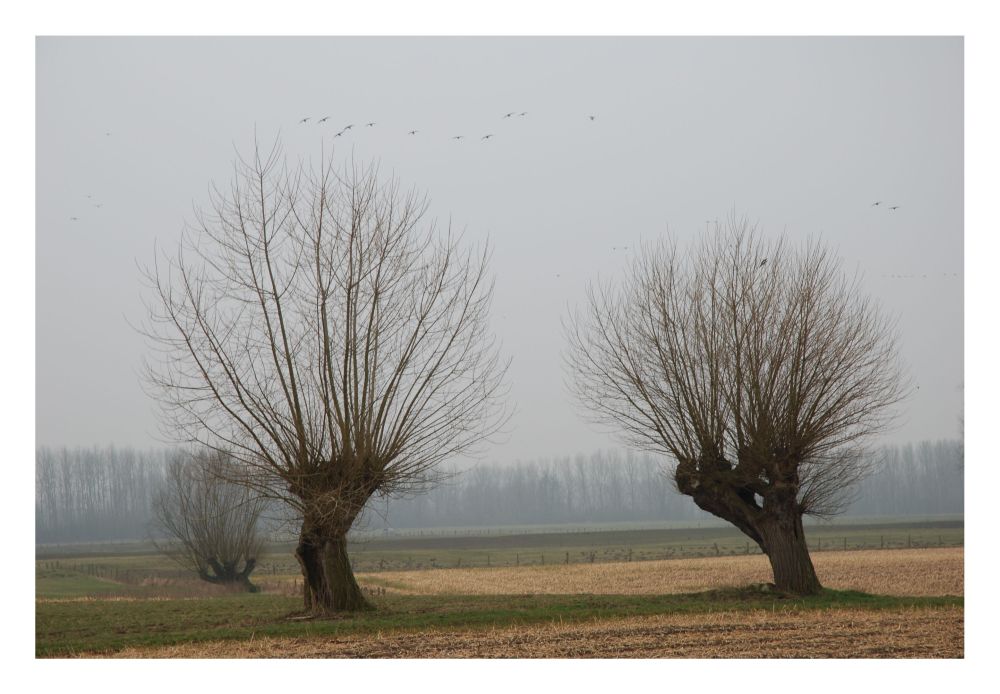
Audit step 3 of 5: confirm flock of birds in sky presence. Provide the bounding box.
[63,115,958,286]
[68,193,103,222]
[66,111,599,223]
[872,201,901,211]
[293,110,598,142]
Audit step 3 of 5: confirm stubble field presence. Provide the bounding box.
[371,547,963,597]
[109,605,963,658]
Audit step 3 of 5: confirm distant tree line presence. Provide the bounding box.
[35,446,172,543]
[844,439,964,517]
[35,440,963,544]
[372,450,710,529]
[371,440,964,529]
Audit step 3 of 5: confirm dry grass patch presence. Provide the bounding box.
[109,605,963,658]
[364,548,962,597]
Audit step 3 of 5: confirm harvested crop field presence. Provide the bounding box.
[368,547,963,597]
[110,605,963,658]
[43,548,963,658]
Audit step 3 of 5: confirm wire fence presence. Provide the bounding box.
[37,532,963,582]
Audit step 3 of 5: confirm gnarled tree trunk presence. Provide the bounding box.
[677,460,822,595]
[295,517,371,613]
[198,557,260,592]
[756,512,821,595]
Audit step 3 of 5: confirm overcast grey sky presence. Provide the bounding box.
[36,37,963,462]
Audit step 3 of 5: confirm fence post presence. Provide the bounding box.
[565,551,569,564]
[516,553,519,567]
[880,535,884,549]
[746,541,750,555]
[907,534,912,548]
[843,537,847,551]
[487,554,490,567]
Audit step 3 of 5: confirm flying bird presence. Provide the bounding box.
[334,131,344,137]
[889,205,900,211]
[588,115,596,121]
[366,122,376,127]
[481,134,494,140]
[70,217,79,221]
[94,203,103,208]
[408,130,418,135]
[318,116,331,123]
[104,131,111,136]
[451,135,465,140]
[519,112,527,116]
[759,258,767,267]
[872,201,882,206]
[504,112,515,118]
[299,117,310,124]
[343,124,354,130]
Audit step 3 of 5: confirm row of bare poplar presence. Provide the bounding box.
[35,439,962,543]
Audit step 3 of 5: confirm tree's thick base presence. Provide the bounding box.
[759,515,822,595]
[198,564,259,593]
[296,529,372,614]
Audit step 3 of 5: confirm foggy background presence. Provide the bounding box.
[36,442,963,543]
[35,37,963,538]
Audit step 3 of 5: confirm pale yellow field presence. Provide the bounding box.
[364,547,963,597]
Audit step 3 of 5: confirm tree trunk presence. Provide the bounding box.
[757,512,822,595]
[199,557,259,592]
[295,521,371,613]
[237,558,259,593]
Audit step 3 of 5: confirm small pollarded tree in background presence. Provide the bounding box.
[565,216,906,594]
[141,140,509,613]
[152,450,266,592]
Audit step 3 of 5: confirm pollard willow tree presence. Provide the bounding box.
[564,217,906,594]
[142,141,508,612]
[152,450,266,592]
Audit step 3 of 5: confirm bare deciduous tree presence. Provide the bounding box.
[152,450,266,592]
[141,140,509,612]
[565,216,906,594]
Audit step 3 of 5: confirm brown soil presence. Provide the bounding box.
[111,606,963,658]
